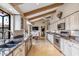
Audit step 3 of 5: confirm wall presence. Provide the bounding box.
[57,3,79,18]
[14,15,21,30]
[31,20,48,36]
[49,3,79,31]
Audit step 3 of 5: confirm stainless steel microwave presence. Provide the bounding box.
[57,23,65,30]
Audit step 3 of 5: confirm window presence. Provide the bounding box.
[0,9,10,39]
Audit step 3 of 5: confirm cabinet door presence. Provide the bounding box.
[70,12,79,30]
[60,38,64,53]
[19,43,25,56]
[48,34,54,44]
[72,44,79,56]
[65,17,70,30]
[51,34,54,44]
[47,34,50,40]
[13,48,21,56]
[25,42,28,55]
[13,43,25,56]
[63,40,72,56]
[28,38,32,50]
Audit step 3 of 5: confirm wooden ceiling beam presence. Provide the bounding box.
[29,10,56,20]
[24,3,63,16]
[10,3,23,13]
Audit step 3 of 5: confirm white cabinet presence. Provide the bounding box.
[48,34,50,40]
[65,12,79,30]
[60,38,72,56]
[65,17,70,30]
[60,38,79,56]
[69,13,78,30]
[72,44,79,56]
[60,38,64,53]
[47,34,54,44]
[63,40,72,56]
[50,34,54,44]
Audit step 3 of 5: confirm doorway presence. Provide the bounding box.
[41,26,45,37]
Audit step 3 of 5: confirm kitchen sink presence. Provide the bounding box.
[0,44,16,48]
[6,40,21,44]
[0,39,22,48]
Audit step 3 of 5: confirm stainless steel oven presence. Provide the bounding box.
[54,34,60,48]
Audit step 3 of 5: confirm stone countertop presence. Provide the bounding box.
[0,38,24,56]
[0,35,30,56]
[46,31,79,46]
[46,31,74,39]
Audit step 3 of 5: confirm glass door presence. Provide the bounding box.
[4,16,10,39]
[0,9,10,39]
[0,16,2,39]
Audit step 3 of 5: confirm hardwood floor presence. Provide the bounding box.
[27,39,63,56]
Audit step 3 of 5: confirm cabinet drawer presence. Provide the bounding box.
[13,48,21,56]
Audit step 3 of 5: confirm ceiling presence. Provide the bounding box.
[18,3,53,13]
[17,3,63,21]
[0,3,63,22]
[0,3,20,14]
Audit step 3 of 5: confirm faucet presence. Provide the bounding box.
[3,30,14,43]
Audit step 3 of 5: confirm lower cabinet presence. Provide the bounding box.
[60,38,64,53]
[20,43,25,56]
[60,38,79,56]
[13,43,25,56]
[63,40,72,56]
[47,34,54,44]
[72,44,79,56]
[13,47,22,56]
[25,38,32,55]
[25,42,28,55]
[8,37,32,56]
[27,38,32,50]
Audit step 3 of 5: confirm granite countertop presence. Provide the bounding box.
[46,31,79,46]
[0,35,30,56]
[0,38,24,56]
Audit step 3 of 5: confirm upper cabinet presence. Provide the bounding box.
[65,16,70,30]
[65,12,79,30]
[70,12,79,30]
[49,4,79,31]
[56,4,79,30]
